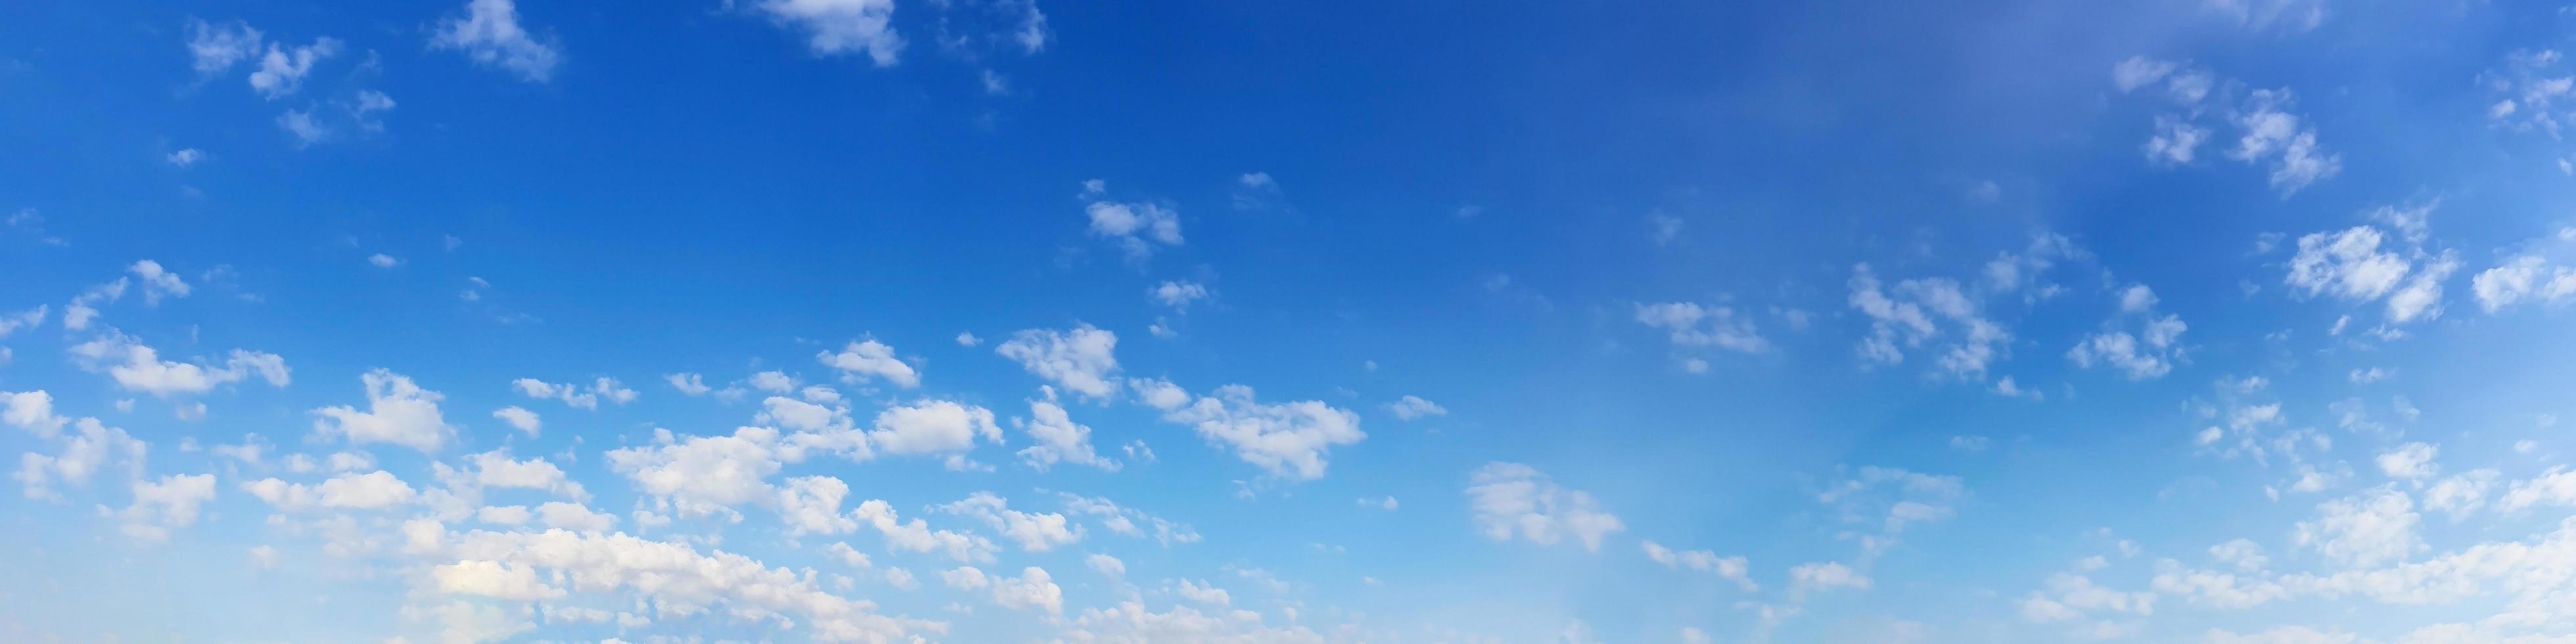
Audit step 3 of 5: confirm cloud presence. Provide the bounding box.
[754,0,904,66]
[248,37,342,99]
[117,473,216,541]
[511,377,639,409]
[2291,486,2420,568]
[817,339,919,388]
[1636,302,1772,355]
[997,325,1122,400]
[490,406,540,436]
[1082,187,1184,261]
[1789,561,1872,596]
[1467,462,1624,551]
[311,369,457,452]
[1641,540,1756,591]
[2472,254,2576,312]
[935,492,1081,553]
[431,0,563,82]
[1388,395,1447,421]
[1017,400,1118,472]
[186,19,264,75]
[66,332,288,398]
[1149,281,1210,311]
[867,399,1001,456]
[1159,385,1364,480]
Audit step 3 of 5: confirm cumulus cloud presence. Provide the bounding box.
[66,332,287,399]
[936,492,1081,553]
[1636,302,1772,355]
[1641,540,1756,591]
[817,339,919,388]
[511,377,639,409]
[1016,400,1118,472]
[1159,384,1364,480]
[311,369,455,453]
[1467,462,1624,551]
[431,0,562,82]
[997,325,1122,400]
[754,0,904,66]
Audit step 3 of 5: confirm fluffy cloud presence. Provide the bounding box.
[936,492,1081,553]
[754,0,904,66]
[1082,185,1184,261]
[1149,281,1210,311]
[2068,284,2188,380]
[997,325,1122,400]
[67,332,288,398]
[242,471,419,511]
[1789,561,1872,596]
[1159,384,1364,480]
[430,0,562,82]
[2292,486,2421,568]
[311,369,455,453]
[490,406,540,436]
[1017,400,1118,472]
[817,339,920,388]
[1847,263,2013,379]
[187,19,264,75]
[1467,462,1624,551]
[1636,302,1772,354]
[118,473,217,541]
[248,36,342,99]
[1388,395,1447,421]
[854,498,999,563]
[868,399,1001,456]
[511,377,638,409]
[607,426,785,518]
[1641,540,1755,591]
[2472,254,2576,312]
[430,527,940,641]
[16,418,145,499]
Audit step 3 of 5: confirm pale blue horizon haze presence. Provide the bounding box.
[5,0,2576,643]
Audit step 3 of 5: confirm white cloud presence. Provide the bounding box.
[1789,561,1872,595]
[248,37,342,99]
[936,492,1081,553]
[665,372,713,396]
[66,332,287,398]
[1055,492,1199,546]
[2205,0,2328,32]
[754,0,904,66]
[989,566,1064,614]
[2472,254,2576,312]
[367,253,400,268]
[2287,226,2412,302]
[997,325,1122,400]
[490,406,540,436]
[1388,395,1447,421]
[2291,486,2420,568]
[606,426,785,518]
[118,473,217,541]
[3,390,68,438]
[512,377,638,409]
[1149,281,1210,311]
[2209,538,2270,572]
[1467,462,1624,551]
[1159,384,1364,480]
[817,339,919,388]
[2229,89,2342,195]
[430,527,934,641]
[869,399,1001,456]
[1847,262,2016,379]
[1083,191,1184,260]
[2375,443,2439,480]
[242,470,419,511]
[16,417,146,499]
[165,149,206,167]
[1636,302,1772,354]
[187,19,264,75]
[1086,553,1124,577]
[311,369,455,453]
[431,0,562,82]
[1640,540,1756,591]
[854,498,999,563]
[1017,400,1118,472]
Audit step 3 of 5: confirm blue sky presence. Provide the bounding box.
[7,0,2576,642]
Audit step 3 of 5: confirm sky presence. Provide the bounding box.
[5,0,2576,642]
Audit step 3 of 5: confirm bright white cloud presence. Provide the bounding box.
[1467,462,1624,551]
[754,0,904,66]
[997,324,1122,400]
[817,338,919,388]
[431,0,562,82]
[490,406,540,436]
[1159,384,1364,480]
[311,369,455,453]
